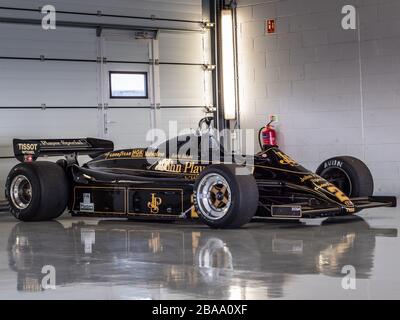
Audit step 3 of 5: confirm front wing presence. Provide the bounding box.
[268,196,396,219]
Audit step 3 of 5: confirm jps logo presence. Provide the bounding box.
[275,151,298,167]
[147,193,162,214]
[18,143,38,152]
[326,185,353,205]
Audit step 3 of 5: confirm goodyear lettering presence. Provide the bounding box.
[106,149,165,159]
[108,150,133,158]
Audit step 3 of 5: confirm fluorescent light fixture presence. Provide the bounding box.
[221,9,236,120]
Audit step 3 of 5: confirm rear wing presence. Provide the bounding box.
[13,138,114,162]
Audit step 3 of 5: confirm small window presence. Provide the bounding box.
[109,72,148,99]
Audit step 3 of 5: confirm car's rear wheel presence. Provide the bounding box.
[193,164,259,229]
[5,162,69,221]
[316,156,374,197]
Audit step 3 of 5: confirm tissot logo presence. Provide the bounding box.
[18,143,38,152]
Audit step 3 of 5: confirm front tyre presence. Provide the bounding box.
[316,156,374,197]
[5,162,69,221]
[193,164,259,229]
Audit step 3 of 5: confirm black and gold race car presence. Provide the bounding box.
[5,118,396,228]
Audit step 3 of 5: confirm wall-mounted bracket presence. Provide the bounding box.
[149,59,160,65]
[202,21,215,29]
[204,106,216,113]
[150,103,161,110]
[203,64,216,71]
[96,26,103,37]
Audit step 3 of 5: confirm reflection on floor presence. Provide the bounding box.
[0,207,399,299]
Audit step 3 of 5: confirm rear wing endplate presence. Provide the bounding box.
[13,138,114,162]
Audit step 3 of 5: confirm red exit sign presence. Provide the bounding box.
[266,19,275,34]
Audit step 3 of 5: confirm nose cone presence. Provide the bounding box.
[300,174,355,213]
[319,180,356,213]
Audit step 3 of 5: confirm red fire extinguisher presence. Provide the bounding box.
[259,116,278,150]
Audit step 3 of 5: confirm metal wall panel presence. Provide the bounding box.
[103,30,150,62]
[0,24,97,60]
[160,65,206,106]
[106,109,152,150]
[0,109,99,144]
[0,60,99,107]
[0,1,211,200]
[0,0,203,22]
[159,32,205,64]
[158,108,205,136]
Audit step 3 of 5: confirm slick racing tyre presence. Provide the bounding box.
[5,161,69,221]
[316,156,374,197]
[193,164,259,229]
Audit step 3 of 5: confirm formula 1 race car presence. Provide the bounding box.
[5,118,396,228]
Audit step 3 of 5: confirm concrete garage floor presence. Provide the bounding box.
[0,208,399,300]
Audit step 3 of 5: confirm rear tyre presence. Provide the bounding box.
[5,162,69,221]
[193,164,259,229]
[316,156,374,197]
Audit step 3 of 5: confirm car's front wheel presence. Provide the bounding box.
[193,164,259,229]
[316,156,374,197]
[5,162,69,221]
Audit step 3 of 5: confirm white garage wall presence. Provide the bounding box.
[237,0,400,196]
[0,25,98,106]
[0,0,203,22]
[101,31,153,150]
[160,65,207,106]
[0,0,209,200]
[158,108,206,136]
[107,109,152,149]
[0,23,101,198]
[0,23,97,59]
[0,60,99,107]
[0,109,100,197]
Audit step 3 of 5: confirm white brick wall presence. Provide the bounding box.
[238,0,400,195]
